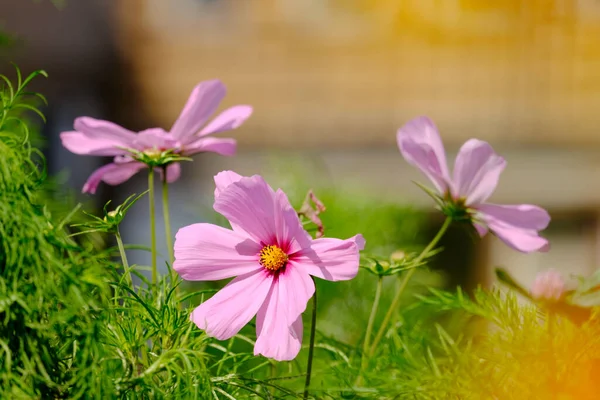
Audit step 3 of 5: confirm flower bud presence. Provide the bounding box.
[297,189,326,238]
[531,270,565,302]
[390,250,406,262]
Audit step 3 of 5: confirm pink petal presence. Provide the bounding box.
[74,117,138,143]
[182,137,236,156]
[478,204,550,253]
[82,162,146,194]
[156,163,182,184]
[191,269,273,340]
[255,314,303,362]
[274,189,312,254]
[212,170,252,237]
[490,224,549,253]
[531,270,565,301]
[474,222,488,237]
[173,223,262,281]
[214,175,311,251]
[213,175,276,244]
[170,80,226,142]
[452,139,506,205]
[290,234,365,281]
[165,163,181,183]
[397,117,451,194]
[134,128,178,150]
[254,267,314,361]
[214,170,243,200]
[478,204,550,231]
[198,105,253,137]
[281,264,316,318]
[60,131,130,156]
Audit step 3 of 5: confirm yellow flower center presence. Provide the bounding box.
[143,148,162,158]
[259,245,288,271]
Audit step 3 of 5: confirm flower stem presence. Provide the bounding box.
[303,284,318,400]
[369,216,452,356]
[148,168,157,286]
[356,276,383,385]
[115,227,132,287]
[161,167,175,269]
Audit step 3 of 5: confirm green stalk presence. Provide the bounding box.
[356,276,383,386]
[161,167,175,271]
[369,216,452,356]
[148,168,157,286]
[303,285,318,400]
[115,227,132,287]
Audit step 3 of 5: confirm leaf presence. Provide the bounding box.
[569,287,600,308]
[0,74,14,100]
[21,92,48,105]
[412,180,444,207]
[494,267,533,300]
[12,103,47,123]
[19,69,48,90]
[573,269,600,294]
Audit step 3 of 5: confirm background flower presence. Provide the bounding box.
[60,80,252,193]
[397,116,550,253]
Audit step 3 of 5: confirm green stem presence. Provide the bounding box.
[161,167,175,270]
[115,228,132,287]
[356,276,383,385]
[148,168,157,286]
[369,216,452,356]
[303,285,318,400]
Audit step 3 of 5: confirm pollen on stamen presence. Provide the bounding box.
[259,245,288,271]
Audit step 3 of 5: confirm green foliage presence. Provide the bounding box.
[379,288,600,400]
[71,191,148,235]
[0,67,112,398]
[3,63,600,400]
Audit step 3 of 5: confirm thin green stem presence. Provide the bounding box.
[356,276,383,386]
[160,167,177,298]
[303,284,318,400]
[161,167,175,266]
[369,216,452,356]
[148,168,157,286]
[115,228,132,287]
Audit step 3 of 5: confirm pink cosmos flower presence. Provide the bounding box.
[397,116,550,253]
[531,270,565,302]
[173,171,365,361]
[60,80,252,194]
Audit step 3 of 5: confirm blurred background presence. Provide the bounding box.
[2,0,600,295]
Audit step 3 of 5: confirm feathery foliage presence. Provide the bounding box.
[0,66,113,399]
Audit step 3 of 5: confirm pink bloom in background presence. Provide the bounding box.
[173,171,365,361]
[531,270,565,302]
[397,116,550,253]
[60,80,252,194]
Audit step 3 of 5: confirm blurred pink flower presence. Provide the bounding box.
[173,171,365,361]
[531,270,565,302]
[397,116,550,253]
[60,80,252,193]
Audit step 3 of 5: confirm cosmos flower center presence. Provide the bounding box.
[143,148,164,158]
[259,245,288,271]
